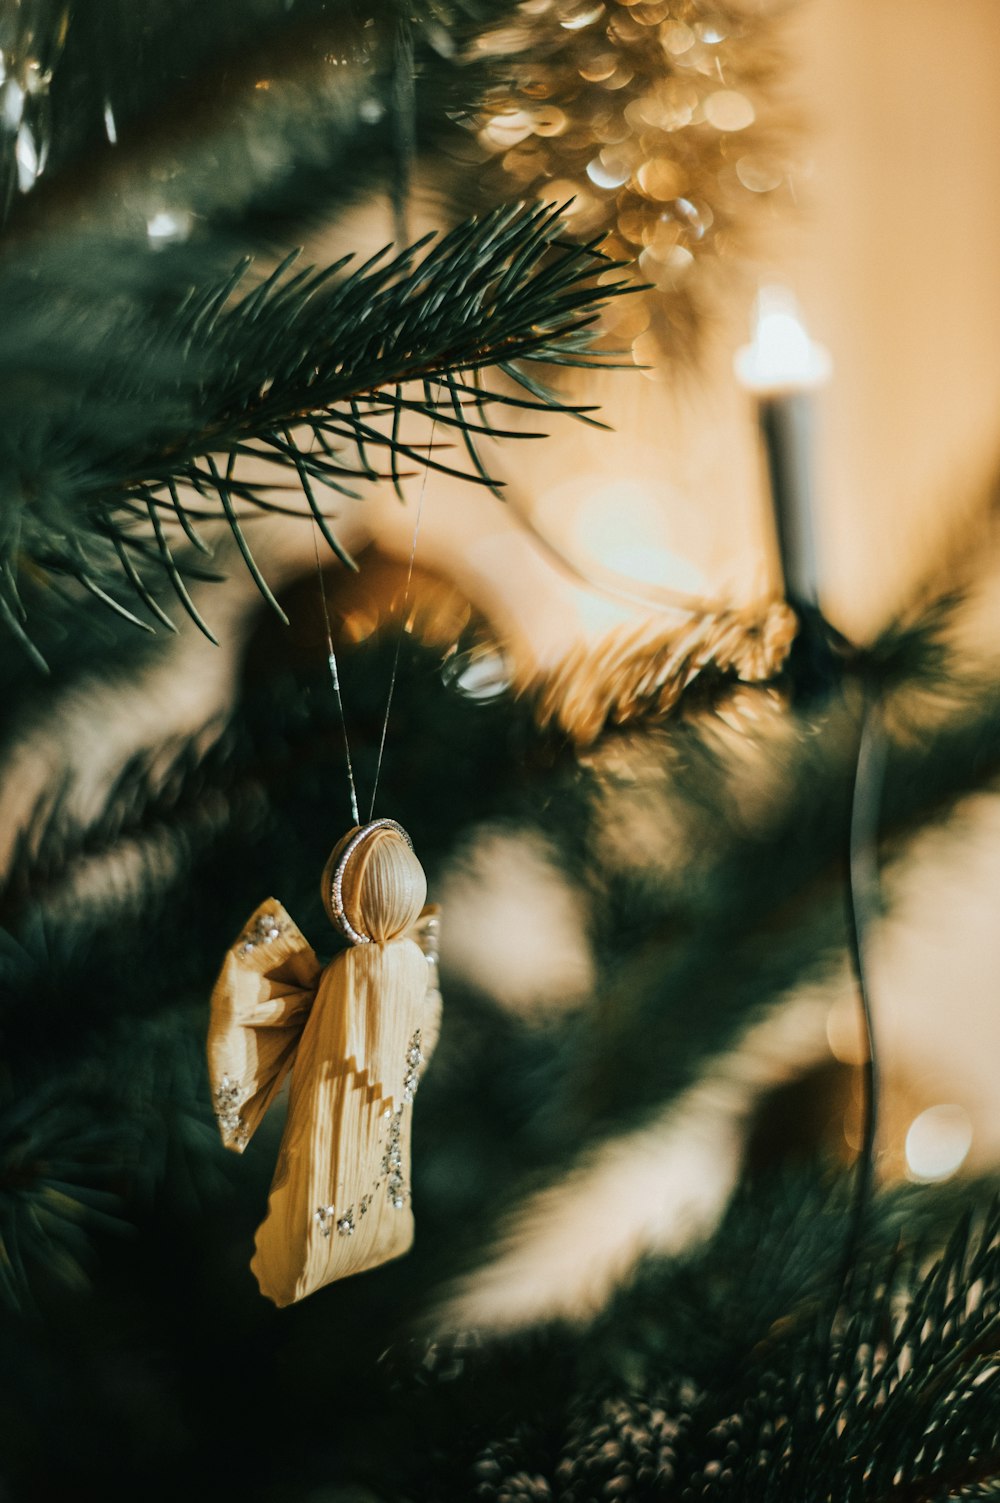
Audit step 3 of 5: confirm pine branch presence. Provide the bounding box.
[374,1181,1000,1502]
[1,601,999,1314]
[556,627,1000,1153]
[0,1003,221,1310]
[0,1073,128,1310]
[2,591,1000,1486]
[0,203,633,662]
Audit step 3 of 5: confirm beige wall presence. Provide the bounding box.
[792,0,1000,635]
[347,3,1000,654]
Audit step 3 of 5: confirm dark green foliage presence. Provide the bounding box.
[1,568,1000,1497]
[6,0,503,240]
[0,0,630,664]
[553,1389,693,1499]
[379,1183,1000,1502]
[4,2,1000,1499]
[0,202,632,664]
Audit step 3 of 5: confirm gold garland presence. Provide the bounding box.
[314,552,796,747]
[529,598,797,744]
[469,0,793,355]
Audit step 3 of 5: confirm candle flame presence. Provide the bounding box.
[734,285,832,394]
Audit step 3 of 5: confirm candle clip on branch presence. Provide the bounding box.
[735,285,832,608]
[0,202,635,668]
[736,286,888,1312]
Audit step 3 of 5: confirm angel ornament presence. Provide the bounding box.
[207,819,441,1307]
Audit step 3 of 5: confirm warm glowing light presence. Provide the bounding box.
[586,155,630,190]
[447,649,511,702]
[532,106,567,137]
[475,0,792,358]
[146,209,193,246]
[15,123,40,190]
[704,90,755,132]
[571,479,708,594]
[825,999,867,1066]
[736,154,782,193]
[904,1104,973,1183]
[734,286,832,395]
[560,3,605,30]
[2,78,23,130]
[438,829,594,1016]
[481,110,535,148]
[662,20,695,54]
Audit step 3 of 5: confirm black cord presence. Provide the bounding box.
[841,680,887,1298]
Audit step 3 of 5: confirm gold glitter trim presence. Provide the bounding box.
[530,600,797,745]
[467,0,795,356]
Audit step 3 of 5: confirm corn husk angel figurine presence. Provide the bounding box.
[207,819,441,1307]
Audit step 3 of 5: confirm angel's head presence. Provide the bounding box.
[322,820,426,944]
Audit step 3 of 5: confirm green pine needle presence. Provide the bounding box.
[0,202,634,661]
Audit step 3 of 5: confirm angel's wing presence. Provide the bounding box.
[207,898,322,1153]
[251,910,444,1306]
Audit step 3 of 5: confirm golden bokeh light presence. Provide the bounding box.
[469,0,795,352]
[905,1105,974,1183]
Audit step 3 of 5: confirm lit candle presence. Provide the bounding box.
[735,286,832,608]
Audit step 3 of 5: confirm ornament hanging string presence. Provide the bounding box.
[313,417,435,827]
[312,523,361,827]
[367,424,432,822]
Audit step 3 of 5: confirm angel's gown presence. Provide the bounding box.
[207,898,441,1307]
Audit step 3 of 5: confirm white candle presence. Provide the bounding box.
[735,287,831,608]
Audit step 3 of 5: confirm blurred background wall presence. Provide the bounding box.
[352,0,1000,657]
[795,0,1000,639]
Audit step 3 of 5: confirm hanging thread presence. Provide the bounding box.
[839,681,886,1300]
[367,419,434,821]
[312,524,361,827]
[313,417,435,827]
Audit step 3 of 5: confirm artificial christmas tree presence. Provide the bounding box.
[2,4,1000,1501]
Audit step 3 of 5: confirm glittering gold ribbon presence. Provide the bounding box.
[529,599,797,745]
